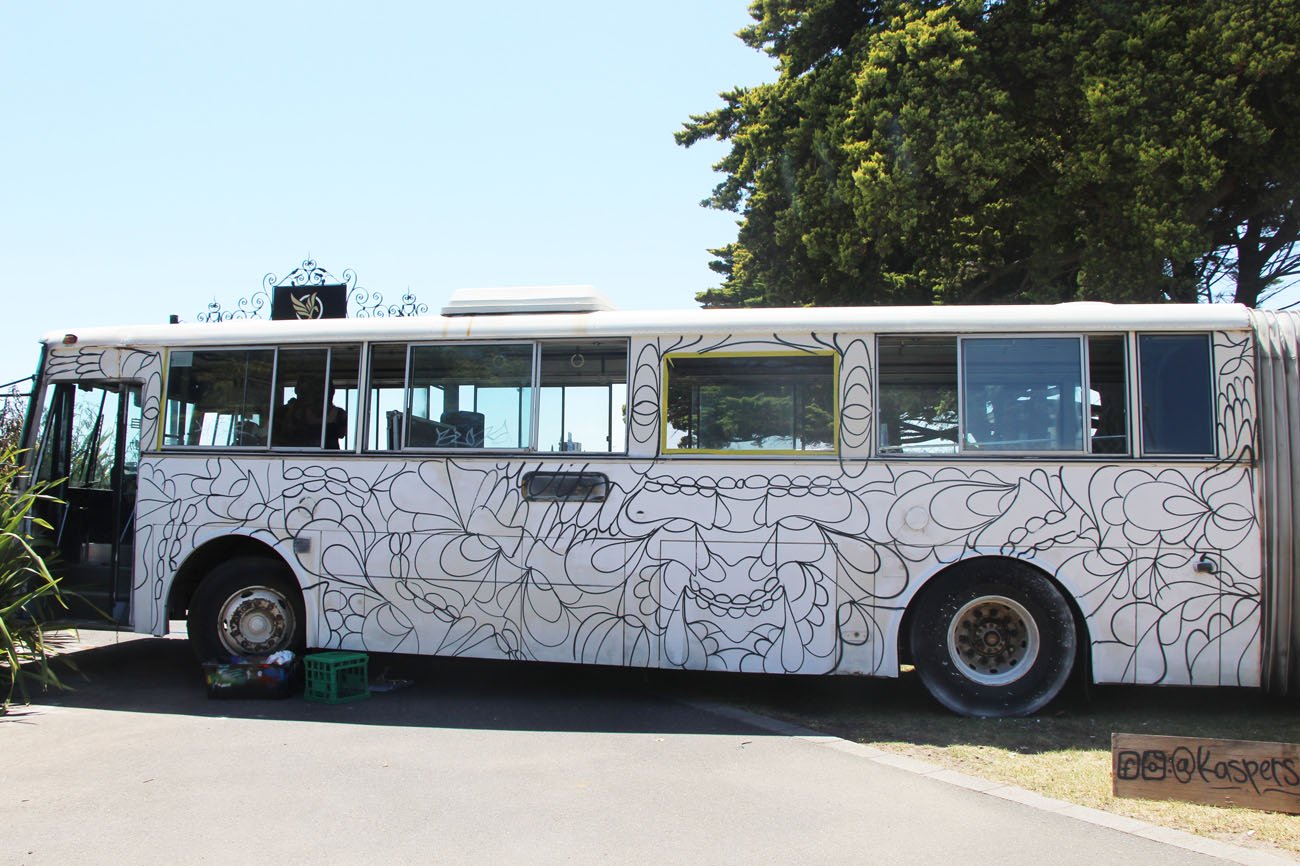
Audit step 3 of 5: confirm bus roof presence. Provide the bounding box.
[42,301,1254,350]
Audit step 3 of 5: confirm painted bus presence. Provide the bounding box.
[22,287,1300,716]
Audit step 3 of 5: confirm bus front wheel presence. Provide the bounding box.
[908,560,1076,717]
[187,557,306,661]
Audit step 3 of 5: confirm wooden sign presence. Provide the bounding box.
[1113,733,1300,814]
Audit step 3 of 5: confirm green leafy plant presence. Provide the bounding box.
[0,445,71,709]
[0,385,26,455]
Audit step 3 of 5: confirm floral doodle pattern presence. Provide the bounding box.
[115,328,1260,687]
[45,345,163,449]
[44,346,166,623]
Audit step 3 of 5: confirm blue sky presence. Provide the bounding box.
[1,2,775,384]
[6,3,1296,390]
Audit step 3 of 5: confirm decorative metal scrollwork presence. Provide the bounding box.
[351,287,429,318]
[197,289,270,322]
[264,258,346,292]
[196,258,427,321]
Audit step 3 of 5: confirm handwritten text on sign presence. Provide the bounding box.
[1112,733,1300,814]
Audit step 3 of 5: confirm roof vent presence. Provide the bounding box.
[441,285,616,316]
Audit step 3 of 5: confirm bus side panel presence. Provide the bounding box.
[127,325,1263,690]
[1213,328,1263,688]
[134,453,1263,687]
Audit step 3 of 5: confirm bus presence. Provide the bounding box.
[22,287,1300,716]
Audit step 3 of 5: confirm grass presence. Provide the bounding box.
[735,670,1300,859]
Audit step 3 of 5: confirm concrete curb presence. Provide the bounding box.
[684,699,1297,866]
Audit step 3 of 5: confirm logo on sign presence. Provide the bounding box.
[291,292,324,320]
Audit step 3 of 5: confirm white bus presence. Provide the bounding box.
[22,288,1300,716]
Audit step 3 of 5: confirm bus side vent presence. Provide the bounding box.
[522,471,608,502]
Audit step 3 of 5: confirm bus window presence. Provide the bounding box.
[880,335,1131,456]
[877,337,959,455]
[271,348,329,448]
[1139,334,1214,456]
[366,344,407,450]
[662,353,835,454]
[1087,335,1128,454]
[537,340,627,453]
[164,349,274,447]
[328,346,360,451]
[407,343,533,449]
[961,337,1085,452]
[271,346,359,450]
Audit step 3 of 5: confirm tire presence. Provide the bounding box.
[187,556,306,661]
[908,559,1076,718]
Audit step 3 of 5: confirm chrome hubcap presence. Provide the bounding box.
[947,595,1039,686]
[217,586,294,657]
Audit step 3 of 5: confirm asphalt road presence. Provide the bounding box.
[1,633,1278,865]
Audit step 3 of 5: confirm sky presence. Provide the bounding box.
[7,3,1297,392]
[0,1,776,386]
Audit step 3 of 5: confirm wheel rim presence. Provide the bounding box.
[216,585,295,657]
[946,595,1040,686]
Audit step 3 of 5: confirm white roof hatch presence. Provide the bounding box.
[441,285,616,316]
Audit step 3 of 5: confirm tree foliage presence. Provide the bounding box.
[679,0,1300,307]
[0,387,27,455]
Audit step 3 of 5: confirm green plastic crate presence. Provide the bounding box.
[304,651,369,704]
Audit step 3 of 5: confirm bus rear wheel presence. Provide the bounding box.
[908,560,1076,717]
[187,557,305,661]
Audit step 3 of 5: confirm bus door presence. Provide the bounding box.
[32,381,143,626]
